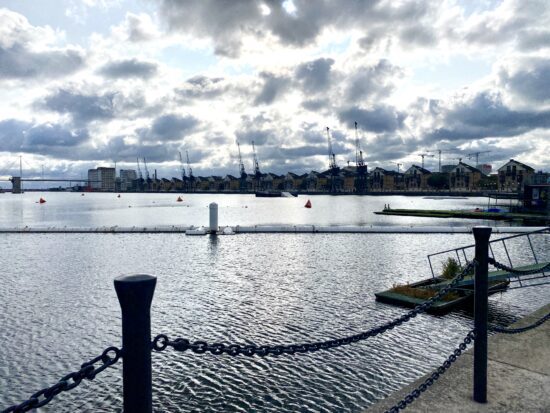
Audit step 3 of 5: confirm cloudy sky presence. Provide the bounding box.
[0,0,549,183]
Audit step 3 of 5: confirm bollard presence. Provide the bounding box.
[209,202,218,234]
[473,226,491,403]
[114,274,156,413]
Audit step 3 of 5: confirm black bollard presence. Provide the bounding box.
[473,227,491,403]
[114,274,156,413]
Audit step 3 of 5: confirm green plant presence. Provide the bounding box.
[441,257,461,280]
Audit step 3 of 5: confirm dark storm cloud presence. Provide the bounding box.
[499,59,550,104]
[425,92,550,143]
[338,106,406,133]
[39,89,117,124]
[0,119,89,155]
[344,60,402,103]
[295,58,334,93]
[254,72,291,105]
[0,43,84,80]
[139,113,199,142]
[98,59,158,79]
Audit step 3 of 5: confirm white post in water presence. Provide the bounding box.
[209,202,218,234]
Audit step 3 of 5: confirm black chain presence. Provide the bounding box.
[384,330,476,413]
[2,346,122,413]
[490,311,550,334]
[488,257,550,276]
[152,262,475,357]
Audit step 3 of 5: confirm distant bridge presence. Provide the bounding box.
[0,177,99,193]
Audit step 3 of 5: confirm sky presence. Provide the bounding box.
[0,0,549,183]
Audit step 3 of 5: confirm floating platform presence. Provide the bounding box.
[375,276,510,314]
[0,225,546,234]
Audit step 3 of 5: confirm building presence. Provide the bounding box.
[88,167,116,191]
[497,159,535,192]
[449,162,483,191]
[404,165,431,190]
[370,167,403,191]
[477,164,492,176]
[523,184,550,212]
[119,169,137,191]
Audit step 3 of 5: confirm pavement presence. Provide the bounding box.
[368,303,550,413]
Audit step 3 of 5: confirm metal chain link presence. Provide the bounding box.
[488,257,550,276]
[384,329,476,413]
[153,262,475,357]
[490,311,550,334]
[2,346,122,413]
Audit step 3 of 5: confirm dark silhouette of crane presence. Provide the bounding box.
[417,153,435,169]
[326,127,340,193]
[428,148,460,172]
[186,150,194,192]
[236,141,247,192]
[178,151,187,191]
[143,158,151,190]
[251,141,261,191]
[467,150,491,166]
[354,122,367,194]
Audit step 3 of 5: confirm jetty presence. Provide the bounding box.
[369,303,550,412]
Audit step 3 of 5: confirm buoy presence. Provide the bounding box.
[305,199,312,208]
[117,194,121,198]
[81,193,85,196]
[39,197,46,204]
[177,196,183,202]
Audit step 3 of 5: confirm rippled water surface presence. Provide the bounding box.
[0,193,548,412]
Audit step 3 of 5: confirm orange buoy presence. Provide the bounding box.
[39,197,46,204]
[177,196,183,202]
[305,199,312,208]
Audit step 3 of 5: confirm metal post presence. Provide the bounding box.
[114,274,156,413]
[473,226,491,403]
[209,202,218,234]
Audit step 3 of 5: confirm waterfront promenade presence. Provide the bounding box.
[370,303,550,412]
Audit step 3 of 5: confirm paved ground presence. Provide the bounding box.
[368,303,550,413]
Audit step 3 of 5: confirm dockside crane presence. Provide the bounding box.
[354,122,367,194]
[186,150,195,192]
[236,141,247,192]
[178,151,187,191]
[136,157,144,191]
[467,150,491,167]
[251,141,262,191]
[143,157,151,190]
[326,127,340,193]
[428,147,461,172]
[417,153,434,169]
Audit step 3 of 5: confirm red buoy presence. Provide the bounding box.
[39,197,46,204]
[305,199,312,208]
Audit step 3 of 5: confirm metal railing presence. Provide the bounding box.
[3,227,550,413]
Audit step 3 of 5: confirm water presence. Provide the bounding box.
[0,193,547,412]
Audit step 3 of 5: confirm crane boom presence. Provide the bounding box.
[143,158,150,180]
[326,127,337,169]
[186,150,193,178]
[354,121,365,167]
[467,150,491,166]
[236,141,246,177]
[178,151,186,181]
[252,141,260,176]
[136,157,143,180]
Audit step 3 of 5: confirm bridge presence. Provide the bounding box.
[0,177,97,193]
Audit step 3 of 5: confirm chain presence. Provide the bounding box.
[488,257,550,276]
[153,262,475,357]
[490,311,550,334]
[2,347,122,413]
[384,329,476,413]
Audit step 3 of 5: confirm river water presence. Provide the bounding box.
[0,192,548,412]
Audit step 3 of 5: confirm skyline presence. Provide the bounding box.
[0,0,549,182]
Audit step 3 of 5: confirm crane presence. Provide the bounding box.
[251,141,261,191]
[236,141,247,191]
[396,163,402,173]
[354,122,367,194]
[326,127,337,170]
[136,157,143,180]
[143,157,151,190]
[467,150,491,166]
[178,151,187,181]
[428,148,460,172]
[417,153,434,169]
[186,150,194,192]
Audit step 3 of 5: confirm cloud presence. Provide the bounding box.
[344,60,402,103]
[499,58,550,104]
[254,72,291,105]
[295,58,334,93]
[0,9,85,80]
[338,105,406,133]
[175,75,229,101]
[39,89,117,124]
[98,59,158,79]
[139,113,199,142]
[425,92,550,142]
